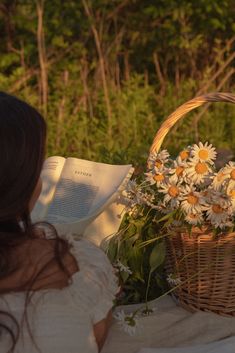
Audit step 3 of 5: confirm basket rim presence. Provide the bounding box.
[148,92,235,160]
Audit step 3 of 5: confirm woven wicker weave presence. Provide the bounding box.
[149,92,235,316]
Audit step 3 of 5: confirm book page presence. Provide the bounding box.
[45,158,132,226]
[31,156,66,221]
[83,194,129,246]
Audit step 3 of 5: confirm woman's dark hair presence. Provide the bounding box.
[0,93,70,352]
[0,92,46,223]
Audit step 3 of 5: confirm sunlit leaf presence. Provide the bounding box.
[149,241,166,273]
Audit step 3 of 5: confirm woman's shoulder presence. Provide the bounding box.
[61,235,119,322]
[64,234,118,288]
[65,234,112,268]
[1,235,119,342]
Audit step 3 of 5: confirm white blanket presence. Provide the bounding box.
[101,296,235,353]
[138,336,235,353]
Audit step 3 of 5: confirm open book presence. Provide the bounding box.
[31,156,133,241]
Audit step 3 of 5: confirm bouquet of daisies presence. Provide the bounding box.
[107,142,235,332]
[125,141,235,231]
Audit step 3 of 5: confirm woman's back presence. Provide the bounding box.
[0,235,118,353]
[0,237,78,292]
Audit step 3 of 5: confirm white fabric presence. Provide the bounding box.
[0,236,119,353]
[138,336,235,353]
[101,296,235,353]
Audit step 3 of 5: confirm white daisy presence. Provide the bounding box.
[127,206,140,218]
[207,188,232,208]
[145,166,169,186]
[180,185,205,214]
[166,273,182,286]
[201,187,218,204]
[203,188,234,229]
[211,218,234,229]
[140,191,156,207]
[186,159,212,184]
[177,146,192,162]
[190,141,217,164]
[148,150,170,170]
[185,212,204,225]
[212,170,228,190]
[158,178,183,209]
[222,161,235,181]
[114,310,139,336]
[124,180,151,208]
[136,190,155,206]
[226,181,235,212]
[125,180,140,195]
[205,202,232,229]
[168,157,189,183]
[226,178,235,190]
[115,260,132,275]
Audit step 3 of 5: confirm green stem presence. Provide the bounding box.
[144,207,154,221]
[137,231,171,248]
[145,270,152,306]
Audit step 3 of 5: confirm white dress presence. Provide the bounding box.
[0,235,119,353]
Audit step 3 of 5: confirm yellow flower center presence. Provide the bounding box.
[187,193,198,205]
[154,174,164,182]
[176,166,184,176]
[228,189,235,199]
[195,162,208,174]
[188,213,197,219]
[180,150,189,160]
[155,159,163,168]
[212,204,223,214]
[217,172,225,182]
[230,169,235,180]
[168,185,179,198]
[198,149,209,160]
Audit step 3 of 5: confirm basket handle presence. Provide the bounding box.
[149,92,235,156]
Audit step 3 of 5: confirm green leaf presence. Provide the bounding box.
[120,270,130,283]
[132,272,145,283]
[106,239,117,261]
[128,245,143,274]
[149,241,166,273]
[156,210,176,223]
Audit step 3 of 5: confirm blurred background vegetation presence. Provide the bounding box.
[1,0,235,166]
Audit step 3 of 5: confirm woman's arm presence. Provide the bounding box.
[93,309,113,352]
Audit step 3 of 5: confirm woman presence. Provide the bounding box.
[0,92,118,353]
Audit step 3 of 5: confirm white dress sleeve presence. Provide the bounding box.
[64,234,119,324]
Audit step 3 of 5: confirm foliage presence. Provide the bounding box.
[106,208,168,305]
[0,0,235,166]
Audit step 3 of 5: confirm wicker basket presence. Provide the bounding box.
[149,92,235,316]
